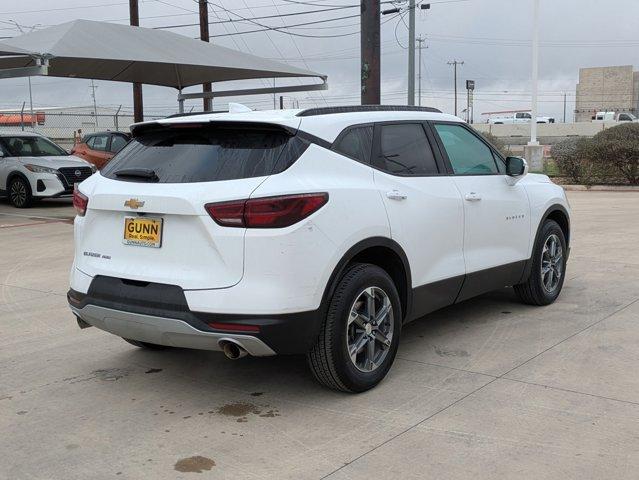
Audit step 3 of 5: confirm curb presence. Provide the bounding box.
[561,185,639,192]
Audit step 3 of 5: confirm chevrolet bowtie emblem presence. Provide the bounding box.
[124,198,145,209]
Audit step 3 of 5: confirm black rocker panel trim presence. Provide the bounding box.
[407,275,465,322]
[455,260,527,304]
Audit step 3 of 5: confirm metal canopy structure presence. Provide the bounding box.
[0,20,327,110]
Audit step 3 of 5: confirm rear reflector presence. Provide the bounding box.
[208,322,260,333]
[73,185,88,217]
[206,192,328,228]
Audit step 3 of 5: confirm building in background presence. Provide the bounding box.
[575,65,639,122]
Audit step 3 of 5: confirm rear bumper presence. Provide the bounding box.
[68,277,323,355]
[70,303,276,356]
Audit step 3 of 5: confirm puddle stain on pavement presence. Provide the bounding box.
[174,456,216,473]
[216,402,280,422]
[63,368,131,383]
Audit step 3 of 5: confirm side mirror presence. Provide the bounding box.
[506,156,527,176]
[505,156,528,184]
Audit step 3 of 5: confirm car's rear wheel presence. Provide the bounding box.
[307,263,401,393]
[515,219,567,305]
[8,177,33,208]
[123,338,169,350]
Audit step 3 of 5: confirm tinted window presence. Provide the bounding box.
[89,135,109,151]
[102,125,308,183]
[334,126,373,163]
[110,135,128,153]
[434,124,498,175]
[378,123,438,175]
[2,136,67,157]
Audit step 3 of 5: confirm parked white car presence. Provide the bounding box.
[0,132,96,208]
[68,106,570,392]
[488,112,555,124]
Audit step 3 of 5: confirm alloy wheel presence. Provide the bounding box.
[541,233,563,293]
[346,286,394,373]
[10,180,27,207]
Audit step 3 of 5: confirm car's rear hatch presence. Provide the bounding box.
[75,119,307,290]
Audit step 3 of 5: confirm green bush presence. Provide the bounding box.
[551,137,596,184]
[587,123,639,185]
[479,132,510,157]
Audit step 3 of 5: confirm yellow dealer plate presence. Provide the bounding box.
[123,217,163,248]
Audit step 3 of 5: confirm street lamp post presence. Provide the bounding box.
[529,0,540,145]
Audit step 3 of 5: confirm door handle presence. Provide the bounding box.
[386,190,407,201]
[464,192,482,202]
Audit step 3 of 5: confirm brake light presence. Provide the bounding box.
[206,193,328,228]
[73,185,88,216]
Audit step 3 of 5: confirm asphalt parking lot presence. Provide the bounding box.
[1,191,638,479]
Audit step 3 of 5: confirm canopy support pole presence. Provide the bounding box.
[178,88,185,114]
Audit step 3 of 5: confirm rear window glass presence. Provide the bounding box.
[102,125,309,183]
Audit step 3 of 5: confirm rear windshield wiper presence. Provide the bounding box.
[114,168,159,182]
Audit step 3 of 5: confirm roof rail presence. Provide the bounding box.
[297,105,442,117]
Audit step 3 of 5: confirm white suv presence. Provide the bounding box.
[68,106,570,392]
[0,132,96,208]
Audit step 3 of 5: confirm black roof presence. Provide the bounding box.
[297,105,442,117]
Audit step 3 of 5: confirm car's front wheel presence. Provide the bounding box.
[308,263,401,393]
[515,219,567,305]
[8,177,33,208]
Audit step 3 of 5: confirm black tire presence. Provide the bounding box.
[8,177,33,208]
[123,338,169,350]
[307,263,402,393]
[515,219,567,305]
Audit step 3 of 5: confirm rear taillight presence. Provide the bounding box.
[205,193,328,228]
[73,185,88,217]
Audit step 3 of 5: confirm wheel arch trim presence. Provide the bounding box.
[321,237,412,321]
[520,204,570,283]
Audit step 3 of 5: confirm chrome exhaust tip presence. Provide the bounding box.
[220,340,248,360]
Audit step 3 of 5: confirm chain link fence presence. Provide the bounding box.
[0,110,165,150]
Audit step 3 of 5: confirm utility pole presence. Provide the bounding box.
[361,0,381,105]
[129,0,143,122]
[416,36,426,106]
[563,92,567,123]
[407,0,416,105]
[90,79,99,130]
[199,0,212,112]
[447,60,464,116]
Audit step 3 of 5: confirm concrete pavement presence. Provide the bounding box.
[1,192,638,479]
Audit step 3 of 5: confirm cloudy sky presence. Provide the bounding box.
[0,0,637,121]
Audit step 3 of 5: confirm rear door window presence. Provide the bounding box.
[376,123,439,175]
[102,124,309,183]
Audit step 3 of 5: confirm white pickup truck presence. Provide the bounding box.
[592,111,638,122]
[488,112,555,124]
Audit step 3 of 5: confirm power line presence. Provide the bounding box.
[154,4,359,29]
